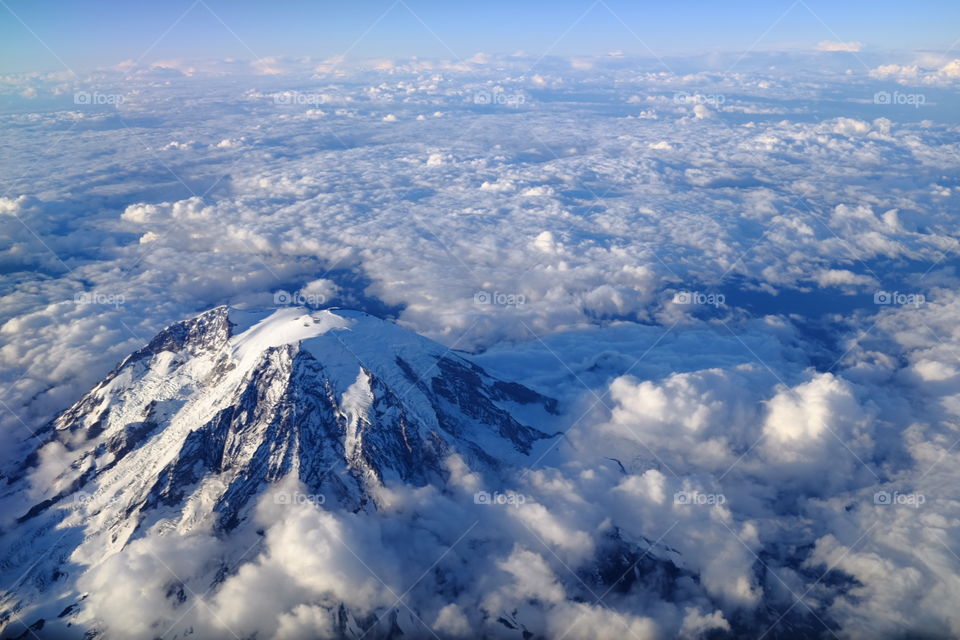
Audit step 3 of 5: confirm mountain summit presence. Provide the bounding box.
[0,306,560,638]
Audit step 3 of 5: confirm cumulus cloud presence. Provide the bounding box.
[870,57,960,85]
[816,41,863,53]
[75,532,222,639]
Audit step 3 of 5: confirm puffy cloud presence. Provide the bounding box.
[206,494,398,637]
[75,532,222,640]
[493,546,567,605]
[545,602,659,640]
[870,57,960,85]
[830,117,871,136]
[273,605,338,640]
[431,603,471,637]
[679,607,731,639]
[598,365,765,471]
[816,41,863,52]
[812,268,878,288]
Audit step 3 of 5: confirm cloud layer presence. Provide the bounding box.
[2,52,960,638]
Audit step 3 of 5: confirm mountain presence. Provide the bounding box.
[0,306,562,639]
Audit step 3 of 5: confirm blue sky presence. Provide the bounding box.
[1,0,958,73]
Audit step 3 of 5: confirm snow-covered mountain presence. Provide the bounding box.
[0,306,563,638]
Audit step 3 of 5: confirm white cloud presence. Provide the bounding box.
[4,53,960,640]
[816,41,863,53]
[432,604,471,637]
[871,57,960,85]
[680,607,731,639]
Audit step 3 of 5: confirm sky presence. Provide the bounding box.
[2,0,959,73]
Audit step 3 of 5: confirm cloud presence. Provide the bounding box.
[871,57,960,85]
[75,532,222,640]
[680,607,731,639]
[5,53,960,639]
[431,604,471,637]
[816,41,863,52]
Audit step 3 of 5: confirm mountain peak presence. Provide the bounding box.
[2,306,560,631]
[132,304,234,361]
